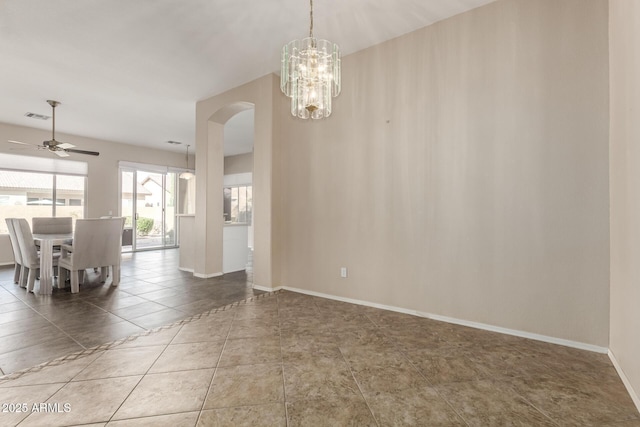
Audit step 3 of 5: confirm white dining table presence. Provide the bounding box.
[33,233,73,295]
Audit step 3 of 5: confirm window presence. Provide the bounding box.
[0,170,86,233]
[223,185,252,224]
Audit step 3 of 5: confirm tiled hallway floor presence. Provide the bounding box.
[0,288,638,426]
[0,249,262,375]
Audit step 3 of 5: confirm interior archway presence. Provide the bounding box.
[193,74,278,290]
[195,101,254,279]
[222,108,255,274]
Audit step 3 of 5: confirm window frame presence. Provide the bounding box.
[223,184,252,225]
[0,166,88,227]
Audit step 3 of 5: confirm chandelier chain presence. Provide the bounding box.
[309,0,313,38]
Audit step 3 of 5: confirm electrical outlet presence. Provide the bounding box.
[340,267,348,278]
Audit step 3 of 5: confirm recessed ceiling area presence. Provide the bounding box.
[0,0,496,153]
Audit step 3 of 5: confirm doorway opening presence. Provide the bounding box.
[222,107,254,273]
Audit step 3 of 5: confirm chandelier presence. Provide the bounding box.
[280,0,341,119]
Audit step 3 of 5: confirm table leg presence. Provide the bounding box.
[36,240,54,295]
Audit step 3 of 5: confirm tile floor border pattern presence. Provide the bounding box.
[0,291,280,385]
[0,249,262,375]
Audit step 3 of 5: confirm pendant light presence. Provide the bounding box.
[179,144,194,180]
[280,0,341,119]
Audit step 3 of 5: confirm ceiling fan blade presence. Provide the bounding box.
[64,148,100,156]
[57,142,75,149]
[54,150,70,157]
[8,139,35,146]
[8,140,46,151]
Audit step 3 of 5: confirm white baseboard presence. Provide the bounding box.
[609,350,640,412]
[283,285,416,314]
[422,311,608,354]
[281,286,608,354]
[252,284,283,292]
[193,271,223,279]
[178,267,194,273]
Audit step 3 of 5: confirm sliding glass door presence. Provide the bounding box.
[120,167,177,252]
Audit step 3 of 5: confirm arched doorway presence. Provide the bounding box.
[222,108,255,274]
[193,75,278,290]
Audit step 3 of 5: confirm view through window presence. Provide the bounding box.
[223,185,252,224]
[120,165,199,251]
[0,170,86,233]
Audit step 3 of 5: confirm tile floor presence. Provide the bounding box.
[0,283,638,426]
[0,249,262,375]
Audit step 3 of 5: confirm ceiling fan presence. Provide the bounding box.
[8,100,100,157]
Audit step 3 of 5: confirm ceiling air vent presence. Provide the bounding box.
[166,140,182,145]
[24,112,51,120]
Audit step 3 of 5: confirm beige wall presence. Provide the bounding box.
[224,153,253,175]
[610,0,640,405]
[0,121,187,218]
[0,234,12,265]
[273,0,610,347]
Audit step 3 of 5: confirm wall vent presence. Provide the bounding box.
[24,112,51,120]
[166,140,182,145]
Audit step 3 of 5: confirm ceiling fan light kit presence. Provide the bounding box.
[7,100,100,157]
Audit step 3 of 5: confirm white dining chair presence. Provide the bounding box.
[5,218,24,285]
[14,218,59,292]
[58,217,125,293]
[32,217,73,234]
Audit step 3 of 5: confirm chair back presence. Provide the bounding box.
[71,217,125,269]
[32,217,73,234]
[5,218,22,264]
[14,218,39,268]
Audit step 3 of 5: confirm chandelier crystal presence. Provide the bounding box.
[281,0,341,119]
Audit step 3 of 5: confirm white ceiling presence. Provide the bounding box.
[0,0,495,155]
